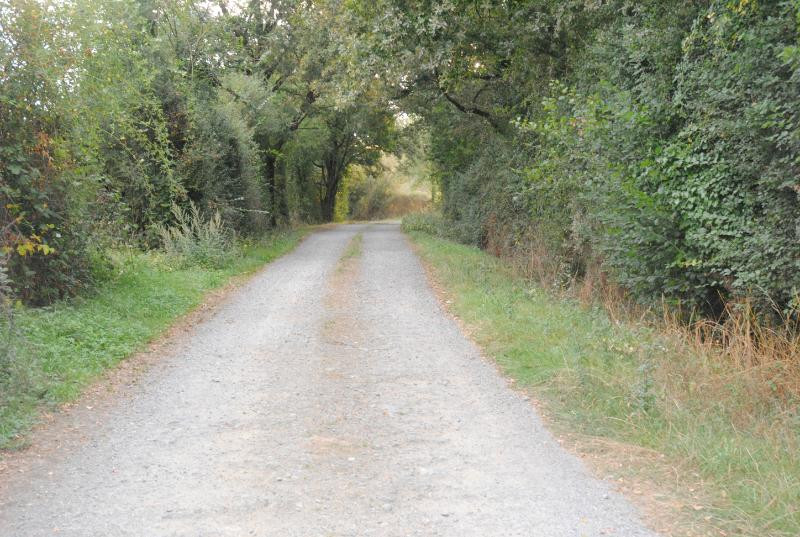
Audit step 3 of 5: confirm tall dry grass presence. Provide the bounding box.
[156,202,234,269]
[484,219,800,420]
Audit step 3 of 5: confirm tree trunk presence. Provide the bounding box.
[321,190,336,221]
[264,153,278,227]
[275,158,289,224]
[320,158,341,222]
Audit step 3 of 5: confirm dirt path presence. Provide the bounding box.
[0,223,658,536]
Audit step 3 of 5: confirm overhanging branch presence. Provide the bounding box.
[441,90,501,130]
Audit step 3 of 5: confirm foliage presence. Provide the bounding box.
[0,0,98,303]
[315,102,398,221]
[656,1,800,313]
[348,0,800,318]
[0,0,397,304]
[156,203,234,269]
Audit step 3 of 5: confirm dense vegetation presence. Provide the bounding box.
[1,0,396,305]
[3,0,798,315]
[349,0,800,320]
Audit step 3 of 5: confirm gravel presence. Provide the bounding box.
[0,223,659,536]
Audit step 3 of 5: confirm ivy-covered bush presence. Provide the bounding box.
[420,0,800,318]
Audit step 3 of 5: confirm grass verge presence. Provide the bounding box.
[405,229,799,537]
[0,228,308,449]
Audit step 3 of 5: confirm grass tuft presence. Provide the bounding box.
[340,232,363,263]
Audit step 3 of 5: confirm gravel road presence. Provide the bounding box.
[0,223,658,536]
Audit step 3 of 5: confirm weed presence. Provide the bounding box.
[156,202,234,269]
[340,233,363,262]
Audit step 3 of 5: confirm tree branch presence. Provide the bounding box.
[441,90,501,130]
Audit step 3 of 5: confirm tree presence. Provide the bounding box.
[315,101,396,221]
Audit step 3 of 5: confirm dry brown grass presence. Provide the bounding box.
[484,219,800,414]
[670,303,800,401]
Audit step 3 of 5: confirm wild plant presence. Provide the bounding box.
[156,202,234,269]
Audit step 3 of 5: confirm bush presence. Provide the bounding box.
[423,1,800,319]
[156,203,235,269]
[401,211,445,236]
[349,175,393,220]
[0,255,38,412]
[0,2,99,305]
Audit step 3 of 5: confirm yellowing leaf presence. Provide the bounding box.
[16,241,35,256]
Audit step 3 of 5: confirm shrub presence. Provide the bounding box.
[424,1,800,319]
[349,175,393,220]
[156,203,234,269]
[401,211,445,236]
[0,2,99,305]
[0,255,38,411]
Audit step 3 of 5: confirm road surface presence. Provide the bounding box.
[0,223,657,536]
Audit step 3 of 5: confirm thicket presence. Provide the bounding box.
[350,0,800,321]
[0,0,396,305]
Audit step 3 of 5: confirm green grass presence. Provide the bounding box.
[0,228,307,448]
[340,232,363,263]
[406,230,799,537]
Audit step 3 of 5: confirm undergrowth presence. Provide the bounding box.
[156,202,235,269]
[0,229,307,448]
[405,227,799,537]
